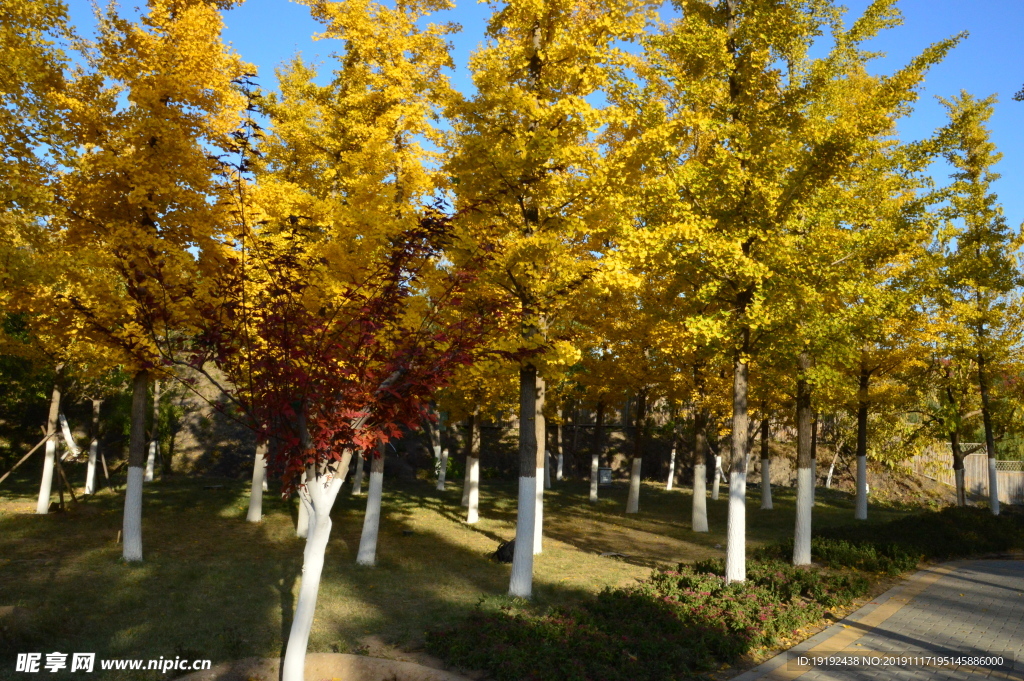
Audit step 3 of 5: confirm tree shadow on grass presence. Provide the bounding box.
[0,476,302,681]
[0,472,935,681]
[0,474,615,681]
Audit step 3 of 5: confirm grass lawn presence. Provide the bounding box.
[0,470,931,680]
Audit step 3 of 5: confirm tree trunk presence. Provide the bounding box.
[571,408,581,477]
[855,363,870,519]
[509,365,542,598]
[281,454,350,681]
[543,446,552,490]
[760,417,772,510]
[35,383,62,514]
[464,413,481,523]
[810,411,818,504]
[352,454,366,495]
[711,452,722,500]
[462,413,479,507]
[85,399,101,495]
[144,379,161,482]
[951,429,967,507]
[436,448,448,491]
[692,408,709,532]
[424,407,441,461]
[533,380,546,555]
[666,446,677,491]
[247,441,268,522]
[357,445,385,566]
[555,409,564,481]
[626,390,646,514]
[793,352,814,566]
[725,339,750,583]
[123,370,149,561]
[296,469,309,538]
[465,458,481,524]
[977,353,999,515]
[589,400,604,502]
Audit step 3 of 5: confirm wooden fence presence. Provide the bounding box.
[912,446,1024,506]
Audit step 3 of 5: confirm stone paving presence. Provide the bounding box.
[732,560,1024,681]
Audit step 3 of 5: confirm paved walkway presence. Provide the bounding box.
[732,560,1024,681]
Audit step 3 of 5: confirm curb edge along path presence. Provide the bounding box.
[732,559,1024,681]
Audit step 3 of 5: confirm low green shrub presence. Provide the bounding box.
[754,538,921,575]
[427,558,868,680]
[427,593,710,681]
[428,507,1024,681]
[817,506,1024,561]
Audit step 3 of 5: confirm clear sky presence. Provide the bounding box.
[65,0,1024,227]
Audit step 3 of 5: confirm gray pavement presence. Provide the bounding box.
[731,560,1024,681]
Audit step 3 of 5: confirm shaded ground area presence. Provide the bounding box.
[0,471,939,680]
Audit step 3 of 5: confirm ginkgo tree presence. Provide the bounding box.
[933,91,1023,515]
[630,0,958,581]
[182,2,498,680]
[0,0,72,507]
[42,0,249,560]
[445,0,656,599]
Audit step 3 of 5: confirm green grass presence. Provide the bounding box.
[0,469,936,680]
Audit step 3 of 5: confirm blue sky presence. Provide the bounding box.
[66,0,1024,226]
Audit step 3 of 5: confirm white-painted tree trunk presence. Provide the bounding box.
[725,470,747,582]
[83,399,101,495]
[626,457,642,514]
[356,449,385,566]
[532,400,546,555]
[144,441,157,482]
[296,470,309,538]
[692,463,708,532]
[589,454,599,502]
[352,455,365,495]
[955,468,966,506]
[436,448,448,491]
[793,467,813,565]
[465,456,480,524]
[282,468,346,681]
[509,366,543,598]
[247,441,268,522]
[462,413,481,506]
[666,447,676,491]
[123,467,144,560]
[508,474,537,598]
[263,477,268,492]
[36,383,61,514]
[85,398,102,495]
[555,412,564,481]
[760,458,772,510]
[59,412,79,455]
[855,455,868,520]
[144,380,161,482]
[988,458,1000,515]
[533,465,544,554]
[85,438,98,495]
[711,454,722,500]
[122,371,149,561]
